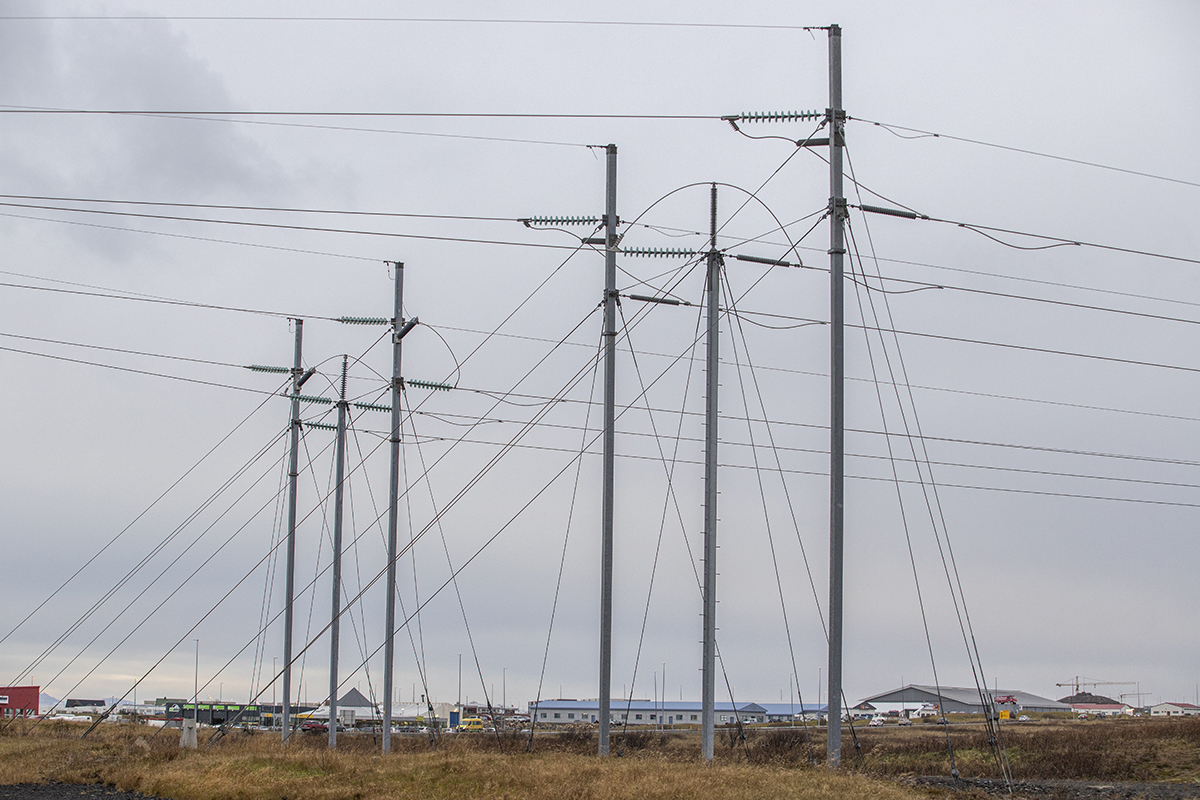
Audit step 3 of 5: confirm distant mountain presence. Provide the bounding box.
[38,692,59,711]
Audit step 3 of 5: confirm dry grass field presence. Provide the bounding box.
[2,716,1199,799]
[0,721,920,800]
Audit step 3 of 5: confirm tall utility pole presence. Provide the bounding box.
[826,22,847,768]
[328,356,349,749]
[701,183,721,762]
[598,142,618,757]
[282,320,304,742]
[382,262,405,754]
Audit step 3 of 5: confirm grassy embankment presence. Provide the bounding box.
[2,716,1198,798]
[0,721,919,800]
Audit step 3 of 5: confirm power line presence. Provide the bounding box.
[351,429,1200,509]
[0,331,247,369]
[0,200,586,250]
[0,109,594,147]
[0,210,379,262]
[0,107,728,120]
[408,387,1200,470]
[852,117,1200,190]
[426,323,1200,425]
[0,279,336,319]
[0,16,824,32]
[0,194,523,223]
[0,343,273,395]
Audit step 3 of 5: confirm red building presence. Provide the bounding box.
[1,685,39,718]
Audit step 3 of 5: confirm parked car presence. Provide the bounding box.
[868,717,885,727]
[1017,715,1030,722]
[301,721,328,733]
[935,717,949,725]
[896,717,913,726]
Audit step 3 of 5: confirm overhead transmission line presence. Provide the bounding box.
[0,200,589,250]
[0,209,379,262]
[0,107,730,120]
[850,116,1200,190]
[0,194,524,223]
[0,15,825,31]
[425,322,1200,425]
[407,385,1200,471]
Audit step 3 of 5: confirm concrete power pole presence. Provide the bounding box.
[701,184,720,762]
[826,22,848,768]
[598,143,618,757]
[382,262,405,753]
[282,319,304,742]
[328,356,349,749]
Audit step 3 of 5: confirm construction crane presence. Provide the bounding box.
[1056,677,1135,695]
[1119,691,1151,706]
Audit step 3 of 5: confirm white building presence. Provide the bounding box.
[1150,702,1200,717]
[528,699,824,726]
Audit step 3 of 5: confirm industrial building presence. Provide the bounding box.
[1151,702,1200,717]
[858,684,1070,714]
[0,686,39,718]
[528,699,825,726]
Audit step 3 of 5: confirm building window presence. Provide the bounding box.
[720,715,727,722]
[649,714,656,720]
[540,713,547,719]
[635,714,642,720]
[554,713,560,719]
[567,713,574,719]
[690,715,697,721]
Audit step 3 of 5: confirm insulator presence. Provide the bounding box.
[338,316,390,325]
[408,379,453,392]
[296,394,333,405]
[246,364,290,373]
[620,247,697,258]
[733,253,803,268]
[627,293,685,306]
[737,110,823,123]
[859,203,926,220]
[304,421,337,431]
[520,216,601,227]
[353,401,392,413]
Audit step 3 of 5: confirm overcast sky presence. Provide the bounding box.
[2,0,1199,715]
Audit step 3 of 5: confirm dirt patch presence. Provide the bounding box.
[1,785,162,800]
[906,775,1200,799]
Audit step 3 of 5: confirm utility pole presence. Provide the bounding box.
[282,320,304,741]
[328,356,349,749]
[382,262,405,754]
[826,22,847,768]
[598,142,618,757]
[701,183,721,762]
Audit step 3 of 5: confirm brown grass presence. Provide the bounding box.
[4,717,1198,798]
[770,717,1200,782]
[0,722,922,800]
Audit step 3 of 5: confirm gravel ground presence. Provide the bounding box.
[0,786,161,800]
[907,776,1200,799]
